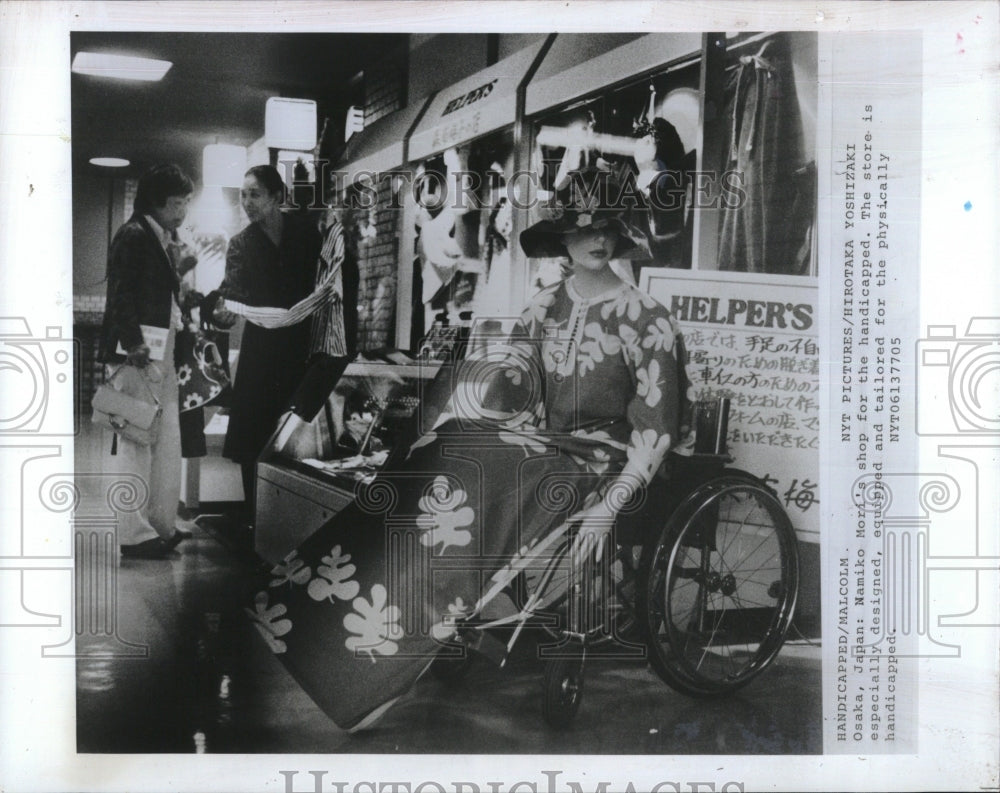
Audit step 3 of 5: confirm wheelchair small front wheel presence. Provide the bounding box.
[640,475,799,697]
[542,656,585,728]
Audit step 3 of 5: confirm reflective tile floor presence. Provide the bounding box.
[76,520,823,755]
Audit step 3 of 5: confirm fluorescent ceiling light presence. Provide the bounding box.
[72,52,172,81]
[89,157,130,167]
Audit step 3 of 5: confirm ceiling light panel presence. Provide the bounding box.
[72,52,172,82]
[89,157,130,167]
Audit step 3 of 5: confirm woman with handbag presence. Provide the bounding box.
[97,163,195,559]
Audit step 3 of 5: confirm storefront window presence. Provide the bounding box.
[524,31,818,293]
[411,129,515,337]
[527,60,701,295]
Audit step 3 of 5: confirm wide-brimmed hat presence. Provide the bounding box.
[519,169,650,260]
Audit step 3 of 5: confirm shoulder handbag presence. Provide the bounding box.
[176,325,232,413]
[91,364,163,446]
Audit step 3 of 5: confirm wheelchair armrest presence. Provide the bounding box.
[665,449,731,480]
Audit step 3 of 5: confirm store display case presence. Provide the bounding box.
[524,33,704,278]
[404,37,551,336]
[254,354,442,564]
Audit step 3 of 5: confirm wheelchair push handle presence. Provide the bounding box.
[693,397,732,457]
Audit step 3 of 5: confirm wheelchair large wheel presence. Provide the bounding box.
[639,474,799,697]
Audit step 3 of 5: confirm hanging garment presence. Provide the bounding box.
[311,214,350,358]
[718,41,814,275]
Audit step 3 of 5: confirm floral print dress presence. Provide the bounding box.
[247,277,692,729]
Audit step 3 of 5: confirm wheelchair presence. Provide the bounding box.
[428,400,800,729]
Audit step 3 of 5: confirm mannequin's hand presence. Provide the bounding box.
[554,145,585,191]
[126,344,150,368]
[569,498,617,567]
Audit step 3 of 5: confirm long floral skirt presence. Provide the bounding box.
[246,419,616,728]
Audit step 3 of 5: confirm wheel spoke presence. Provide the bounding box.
[644,479,798,693]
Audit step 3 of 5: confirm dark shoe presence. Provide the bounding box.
[120,537,175,559]
[164,529,192,550]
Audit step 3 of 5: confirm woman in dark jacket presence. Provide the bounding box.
[217,165,331,517]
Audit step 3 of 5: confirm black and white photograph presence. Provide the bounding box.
[68,26,823,754]
[0,2,997,792]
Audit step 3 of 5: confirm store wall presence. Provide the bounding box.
[365,45,408,126]
[72,170,129,319]
[408,33,549,103]
[71,168,128,411]
[350,45,409,352]
[408,34,490,101]
[497,33,547,60]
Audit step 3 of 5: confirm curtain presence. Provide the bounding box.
[718,39,815,275]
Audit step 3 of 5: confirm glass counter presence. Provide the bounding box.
[254,353,443,563]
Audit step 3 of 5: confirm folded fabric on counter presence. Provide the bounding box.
[300,450,389,483]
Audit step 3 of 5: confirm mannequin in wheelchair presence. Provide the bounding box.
[434,396,740,665]
[248,168,750,731]
[434,394,797,730]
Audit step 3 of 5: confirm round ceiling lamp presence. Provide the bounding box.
[89,157,130,168]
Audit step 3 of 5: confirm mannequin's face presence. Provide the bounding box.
[241,175,283,223]
[561,219,619,271]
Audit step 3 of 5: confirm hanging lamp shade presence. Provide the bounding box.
[203,143,247,188]
[265,97,317,151]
